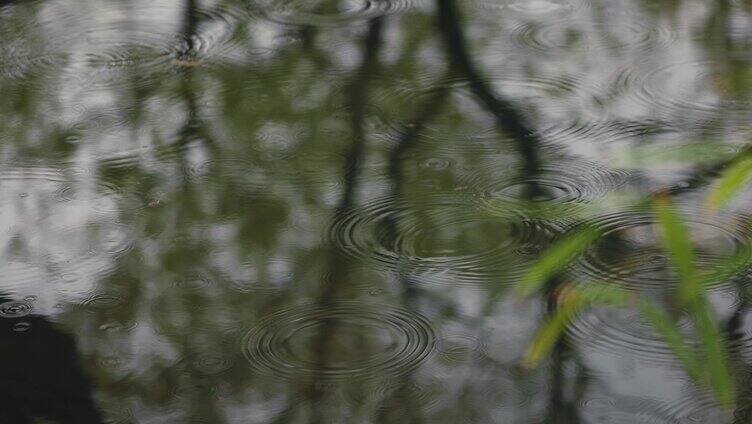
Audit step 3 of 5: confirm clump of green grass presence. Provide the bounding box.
[519,196,736,407]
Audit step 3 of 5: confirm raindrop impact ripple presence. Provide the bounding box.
[242,301,435,381]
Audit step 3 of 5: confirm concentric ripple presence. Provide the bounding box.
[252,0,420,27]
[506,0,572,14]
[21,221,136,288]
[435,332,488,363]
[0,165,68,190]
[536,118,671,148]
[473,0,590,16]
[605,140,743,171]
[0,166,142,213]
[328,196,563,287]
[12,322,31,332]
[341,379,443,411]
[511,19,675,55]
[580,395,689,424]
[242,302,435,381]
[82,293,126,313]
[184,158,279,193]
[191,355,235,375]
[466,160,629,212]
[0,7,81,83]
[656,387,736,423]
[381,72,599,148]
[76,4,251,91]
[614,60,752,125]
[566,303,696,364]
[0,50,67,82]
[572,210,752,291]
[0,301,33,318]
[56,181,144,214]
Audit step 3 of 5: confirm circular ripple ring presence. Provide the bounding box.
[242,301,435,381]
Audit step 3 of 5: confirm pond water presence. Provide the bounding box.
[2,0,752,422]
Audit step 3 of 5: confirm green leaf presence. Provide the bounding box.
[517,226,601,297]
[701,247,752,287]
[653,197,699,305]
[639,300,702,382]
[706,156,752,211]
[687,299,735,407]
[572,283,633,306]
[653,196,736,407]
[522,284,631,368]
[522,294,584,368]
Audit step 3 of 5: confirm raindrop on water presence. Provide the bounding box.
[12,322,31,332]
[0,301,33,318]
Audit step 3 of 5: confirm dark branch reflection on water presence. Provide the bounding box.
[2,0,752,422]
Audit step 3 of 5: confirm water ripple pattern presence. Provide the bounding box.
[381,72,600,147]
[0,301,33,318]
[511,19,675,55]
[566,304,696,364]
[571,210,752,291]
[0,166,143,213]
[242,301,435,381]
[472,0,591,17]
[252,0,421,27]
[580,395,688,424]
[0,5,82,83]
[75,3,251,91]
[613,60,752,125]
[29,221,136,284]
[328,196,563,287]
[0,49,67,82]
[465,159,629,210]
[0,166,136,291]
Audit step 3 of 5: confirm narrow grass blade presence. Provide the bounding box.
[653,196,699,305]
[701,247,752,287]
[706,156,752,212]
[571,283,633,306]
[522,295,584,368]
[517,226,601,297]
[687,299,735,407]
[639,300,702,383]
[523,284,630,368]
[653,196,735,407]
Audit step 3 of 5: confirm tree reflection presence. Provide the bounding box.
[1,0,752,422]
[0,298,102,423]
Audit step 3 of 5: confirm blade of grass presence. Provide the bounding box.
[653,196,699,305]
[639,300,702,382]
[522,294,584,368]
[687,299,735,407]
[523,284,631,368]
[517,226,601,297]
[572,283,633,306]
[701,247,752,287]
[653,196,735,407]
[706,156,752,212]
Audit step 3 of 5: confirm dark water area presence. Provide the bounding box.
[2,0,752,422]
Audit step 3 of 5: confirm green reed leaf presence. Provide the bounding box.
[701,247,752,287]
[523,284,631,368]
[572,283,633,306]
[522,294,584,368]
[688,299,735,407]
[653,196,699,305]
[639,300,702,382]
[706,156,752,212]
[517,226,601,297]
[653,196,735,407]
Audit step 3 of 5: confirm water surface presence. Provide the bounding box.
[2,0,752,422]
